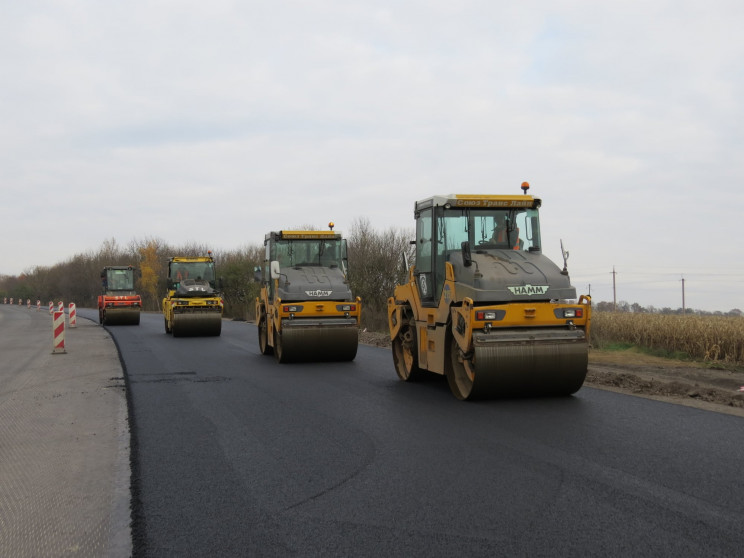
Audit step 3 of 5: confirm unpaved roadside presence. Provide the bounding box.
[360,331,744,418]
[586,350,744,418]
[0,306,131,557]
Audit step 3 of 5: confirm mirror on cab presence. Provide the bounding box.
[270,261,281,280]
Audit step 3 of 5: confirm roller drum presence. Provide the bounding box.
[452,328,588,399]
[172,311,222,337]
[277,321,358,362]
[103,308,141,326]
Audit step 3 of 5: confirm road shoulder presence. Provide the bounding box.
[0,306,131,557]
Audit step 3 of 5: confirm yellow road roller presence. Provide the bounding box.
[163,253,223,337]
[388,183,591,400]
[98,266,141,325]
[255,225,361,362]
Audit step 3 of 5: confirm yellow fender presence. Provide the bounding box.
[254,296,263,327]
[388,298,403,340]
[579,294,592,343]
[450,297,475,355]
[388,278,418,341]
[272,297,283,334]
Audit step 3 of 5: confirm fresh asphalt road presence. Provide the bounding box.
[80,309,744,557]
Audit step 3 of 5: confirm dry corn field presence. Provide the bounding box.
[591,312,744,364]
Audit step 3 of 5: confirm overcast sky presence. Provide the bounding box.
[2,1,743,312]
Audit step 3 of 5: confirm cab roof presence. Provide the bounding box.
[266,230,342,241]
[169,256,215,263]
[415,194,541,212]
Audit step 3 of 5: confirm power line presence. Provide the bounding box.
[583,267,742,312]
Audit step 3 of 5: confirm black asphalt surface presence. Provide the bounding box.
[81,309,744,558]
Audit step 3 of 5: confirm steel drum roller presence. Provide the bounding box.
[172,311,222,337]
[278,320,358,362]
[450,328,588,399]
[103,308,141,326]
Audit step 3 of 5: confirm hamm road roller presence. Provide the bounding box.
[98,266,141,325]
[388,183,591,400]
[163,253,223,337]
[255,225,361,362]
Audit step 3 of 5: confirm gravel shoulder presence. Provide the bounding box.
[359,330,744,418]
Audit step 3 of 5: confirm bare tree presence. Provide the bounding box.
[213,244,263,320]
[135,238,167,311]
[347,217,414,330]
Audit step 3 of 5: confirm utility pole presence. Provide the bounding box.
[612,266,617,311]
[681,276,686,314]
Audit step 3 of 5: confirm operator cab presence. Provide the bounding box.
[168,259,217,291]
[102,267,136,293]
[413,187,542,306]
[260,230,350,300]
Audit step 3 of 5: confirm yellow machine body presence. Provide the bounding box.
[388,190,591,400]
[163,255,223,337]
[255,229,361,362]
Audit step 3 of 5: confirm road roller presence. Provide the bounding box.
[163,253,223,337]
[255,224,361,362]
[98,266,142,325]
[388,183,591,400]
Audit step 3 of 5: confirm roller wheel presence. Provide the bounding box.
[273,328,286,363]
[99,309,103,324]
[447,334,476,400]
[258,318,273,355]
[392,313,423,381]
[164,315,172,334]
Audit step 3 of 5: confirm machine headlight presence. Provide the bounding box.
[475,311,497,321]
[563,308,583,318]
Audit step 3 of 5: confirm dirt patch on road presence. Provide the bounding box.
[360,331,744,417]
[587,350,744,417]
[360,330,392,349]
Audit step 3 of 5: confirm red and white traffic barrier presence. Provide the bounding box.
[52,310,66,354]
[27,299,31,309]
[48,301,54,314]
[36,300,41,311]
[69,303,77,328]
[58,301,64,313]
[10,298,14,305]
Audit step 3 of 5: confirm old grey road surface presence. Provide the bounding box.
[0,304,130,557]
[82,308,744,558]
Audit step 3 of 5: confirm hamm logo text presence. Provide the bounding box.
[508,285,549,296]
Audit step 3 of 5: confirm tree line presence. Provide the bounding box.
[0,219,415,331]
[6,224,737,330]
